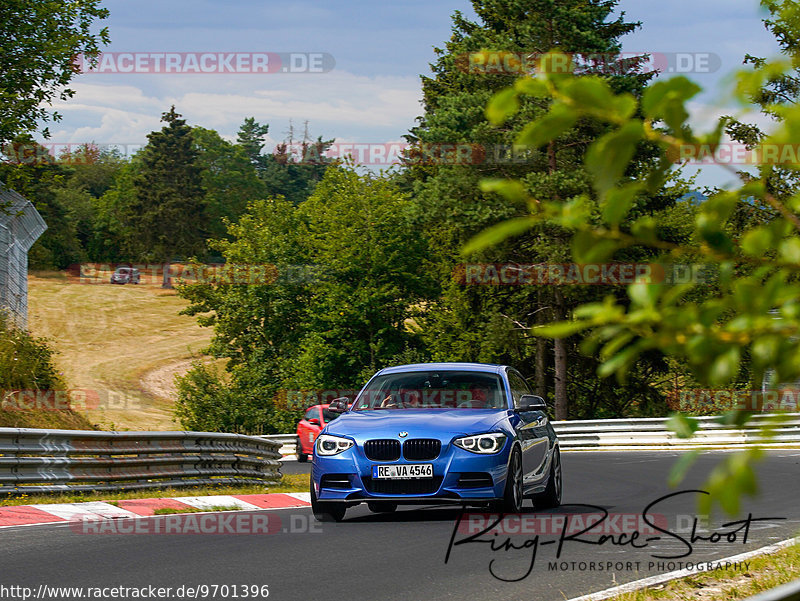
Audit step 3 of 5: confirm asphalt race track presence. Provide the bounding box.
[2,451,799,601]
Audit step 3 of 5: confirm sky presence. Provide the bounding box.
[45,0,782,189]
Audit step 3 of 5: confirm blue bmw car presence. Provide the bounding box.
[310,362,562,522]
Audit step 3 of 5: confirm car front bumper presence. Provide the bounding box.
[312,441,511,504]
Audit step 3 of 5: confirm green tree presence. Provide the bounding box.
[193,126,267,239]
[236,117,271,176]
[406,0,671,418]
[471,0,800,513]
[175,167,429,432]
[126,107,208,276]
[176,196,312,432]
[294,167,429,387]
[0,0,109,144]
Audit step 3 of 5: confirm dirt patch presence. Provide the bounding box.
[139,358,198,402]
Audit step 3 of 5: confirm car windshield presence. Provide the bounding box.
[353,370,506,410]
[115,268,130,274]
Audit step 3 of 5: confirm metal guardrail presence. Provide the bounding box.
[262,434,297,456]
[554,413,800,449]
[0,429,282,494]
[263,413,800,455]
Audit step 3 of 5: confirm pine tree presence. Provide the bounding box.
[127,107,207,284]
[408,0,669,418]
[236,117,270,175]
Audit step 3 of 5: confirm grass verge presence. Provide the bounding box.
[608,543,800,601]
[0,408,97,430]
[26,271,214,431]
[0,474,307,507]
[153,505,241,515]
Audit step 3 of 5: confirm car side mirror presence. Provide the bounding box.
[516,394,547,412]
[307,418,320,425]
[327,397,350,413]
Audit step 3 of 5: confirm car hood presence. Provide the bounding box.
[324,408,511,440]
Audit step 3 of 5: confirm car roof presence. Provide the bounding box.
[375,362,508,376]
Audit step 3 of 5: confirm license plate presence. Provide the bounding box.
[372,464,433,479]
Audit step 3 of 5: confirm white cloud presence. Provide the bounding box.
[45,71,422,148]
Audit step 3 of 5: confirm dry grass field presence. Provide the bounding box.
[25,269,215,430]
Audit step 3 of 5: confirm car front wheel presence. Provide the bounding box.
[534,448,562,509]
[310,477,346,522]
[492,448,523,513]
[296,437,308,462]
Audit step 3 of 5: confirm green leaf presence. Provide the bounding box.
[586,120,644,197]
[516,104,578,148]
[597,344,642,379]
[666,413,700,439]
[628,281,662,308]
[741,227,773,257]
[461,217,534,255]
[668,449,700,487]
[600,331,635,361]
[531,321,591,339]
[486,88,520,125]
[479,179,528,203]
[709,347,741,385]
[561,77,616,114]
[602,182,644,226]
[716,410,753,428]
[641,77,701,131]
[514,77,549,97]
[571,229,618,263]
[779,237,800,263]
[631,216,658,242]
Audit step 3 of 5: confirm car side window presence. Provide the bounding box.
[508,371,531,408]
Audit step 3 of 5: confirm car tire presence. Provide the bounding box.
[296,437,308,462]
[493,447,523,514]
[534,448,562,509]
[310,477,346,522]
[367,502,397,513]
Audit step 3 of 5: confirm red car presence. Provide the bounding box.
[296,404,340,462]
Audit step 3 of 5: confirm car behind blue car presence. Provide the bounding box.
[310,362,562,522]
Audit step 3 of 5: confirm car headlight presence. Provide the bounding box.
[454,432,507,454]
[315,434,354,456]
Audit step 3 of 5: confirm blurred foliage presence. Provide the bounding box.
[473,1,800,514]
[0,314,64,391]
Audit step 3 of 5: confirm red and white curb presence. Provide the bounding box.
[0,493,311,529]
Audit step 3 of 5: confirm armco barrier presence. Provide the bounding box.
[263,413,800,455]
[553,413,800,450]
[0,429,281,494]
